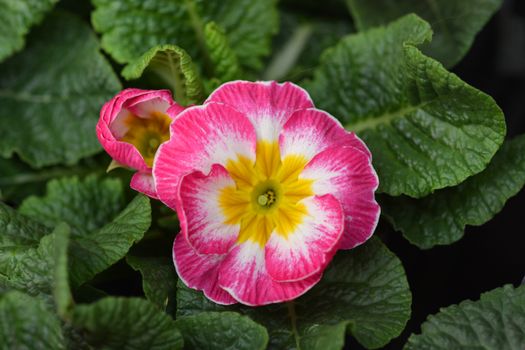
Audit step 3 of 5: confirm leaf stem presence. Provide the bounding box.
[0,166,102,186]
[184,0,213,77]
[287,301,301,350]
[263,24,313,81]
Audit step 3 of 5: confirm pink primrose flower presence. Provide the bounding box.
[96,88,184,198]
[154,81,381,306]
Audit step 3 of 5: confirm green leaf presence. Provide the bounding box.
[122,44,205,106]
[0,201,48,248]
[204,22,241,88]
[126,255,177,310]
[0,217,67,300]
[306,14,506,198]
[68,194,151,287]
[72,297,183,350]
[0,157,105,205]
[91,0,278,71]
[0,176,148,296]
[0,11,121,168]
[0,0,59,62]
[52,223,73,319]
[0,291,65,349]
[175,311,268,350]
[405,284,525,349]
[381,135,525,248]
[346,0,503,68]
[17,176,151,287]
[177,237,411,349]
[19,176,124,237]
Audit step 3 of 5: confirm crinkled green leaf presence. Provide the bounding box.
[175,311,268,350]
[0,0,59,62]
[126,255,176,310]
[306,14,506,198]
[381,135,525,248]
[0,291,65,349]
[72,297,183,350]
[92,0,278,71]
[67,194,150,287]
[16,176,151,288]
[177,237,411,349]
[0,11,121,168]
[204,21,241,89]
[122,44,204,106]
[346,0,503,67]
[0,201,48,248]
[20,176,124,237]
[405,284,525,349]
[0,215,67,300]
[0,203,51,294]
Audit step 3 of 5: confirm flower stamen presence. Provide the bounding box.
[119,111,171,167]
[257,190,276,207]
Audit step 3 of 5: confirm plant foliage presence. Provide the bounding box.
[0,0,523,349]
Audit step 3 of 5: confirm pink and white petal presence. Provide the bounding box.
[99,88,164,129]
[218,241,322,306]
[265,194,344,282]
[110,90,176,137]
[279,108,371,163]
[180,165,240,255]
[206,81,314,142]
[130,172,158,199]
[301,146,380,250]
[154,102,256,212]
[173,233,237,305]
[124,89,176,119]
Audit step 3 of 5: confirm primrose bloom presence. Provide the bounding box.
[154,81,380,306]
[96,89,184,198]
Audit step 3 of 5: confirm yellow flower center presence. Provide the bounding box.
[120,111,171,167]
[219,141,314,247]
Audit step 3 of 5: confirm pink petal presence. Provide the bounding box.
[130,172,158,199]
[265,195,344,282]
[301,146,380,249]
[167,103,187,118]
[206,81,314,141]
[173,233,237,305]
[218,241,322,306]
[279,108,371,162]
[96,88,179,172]
[179,165,240,255]
[154,102,257,212]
